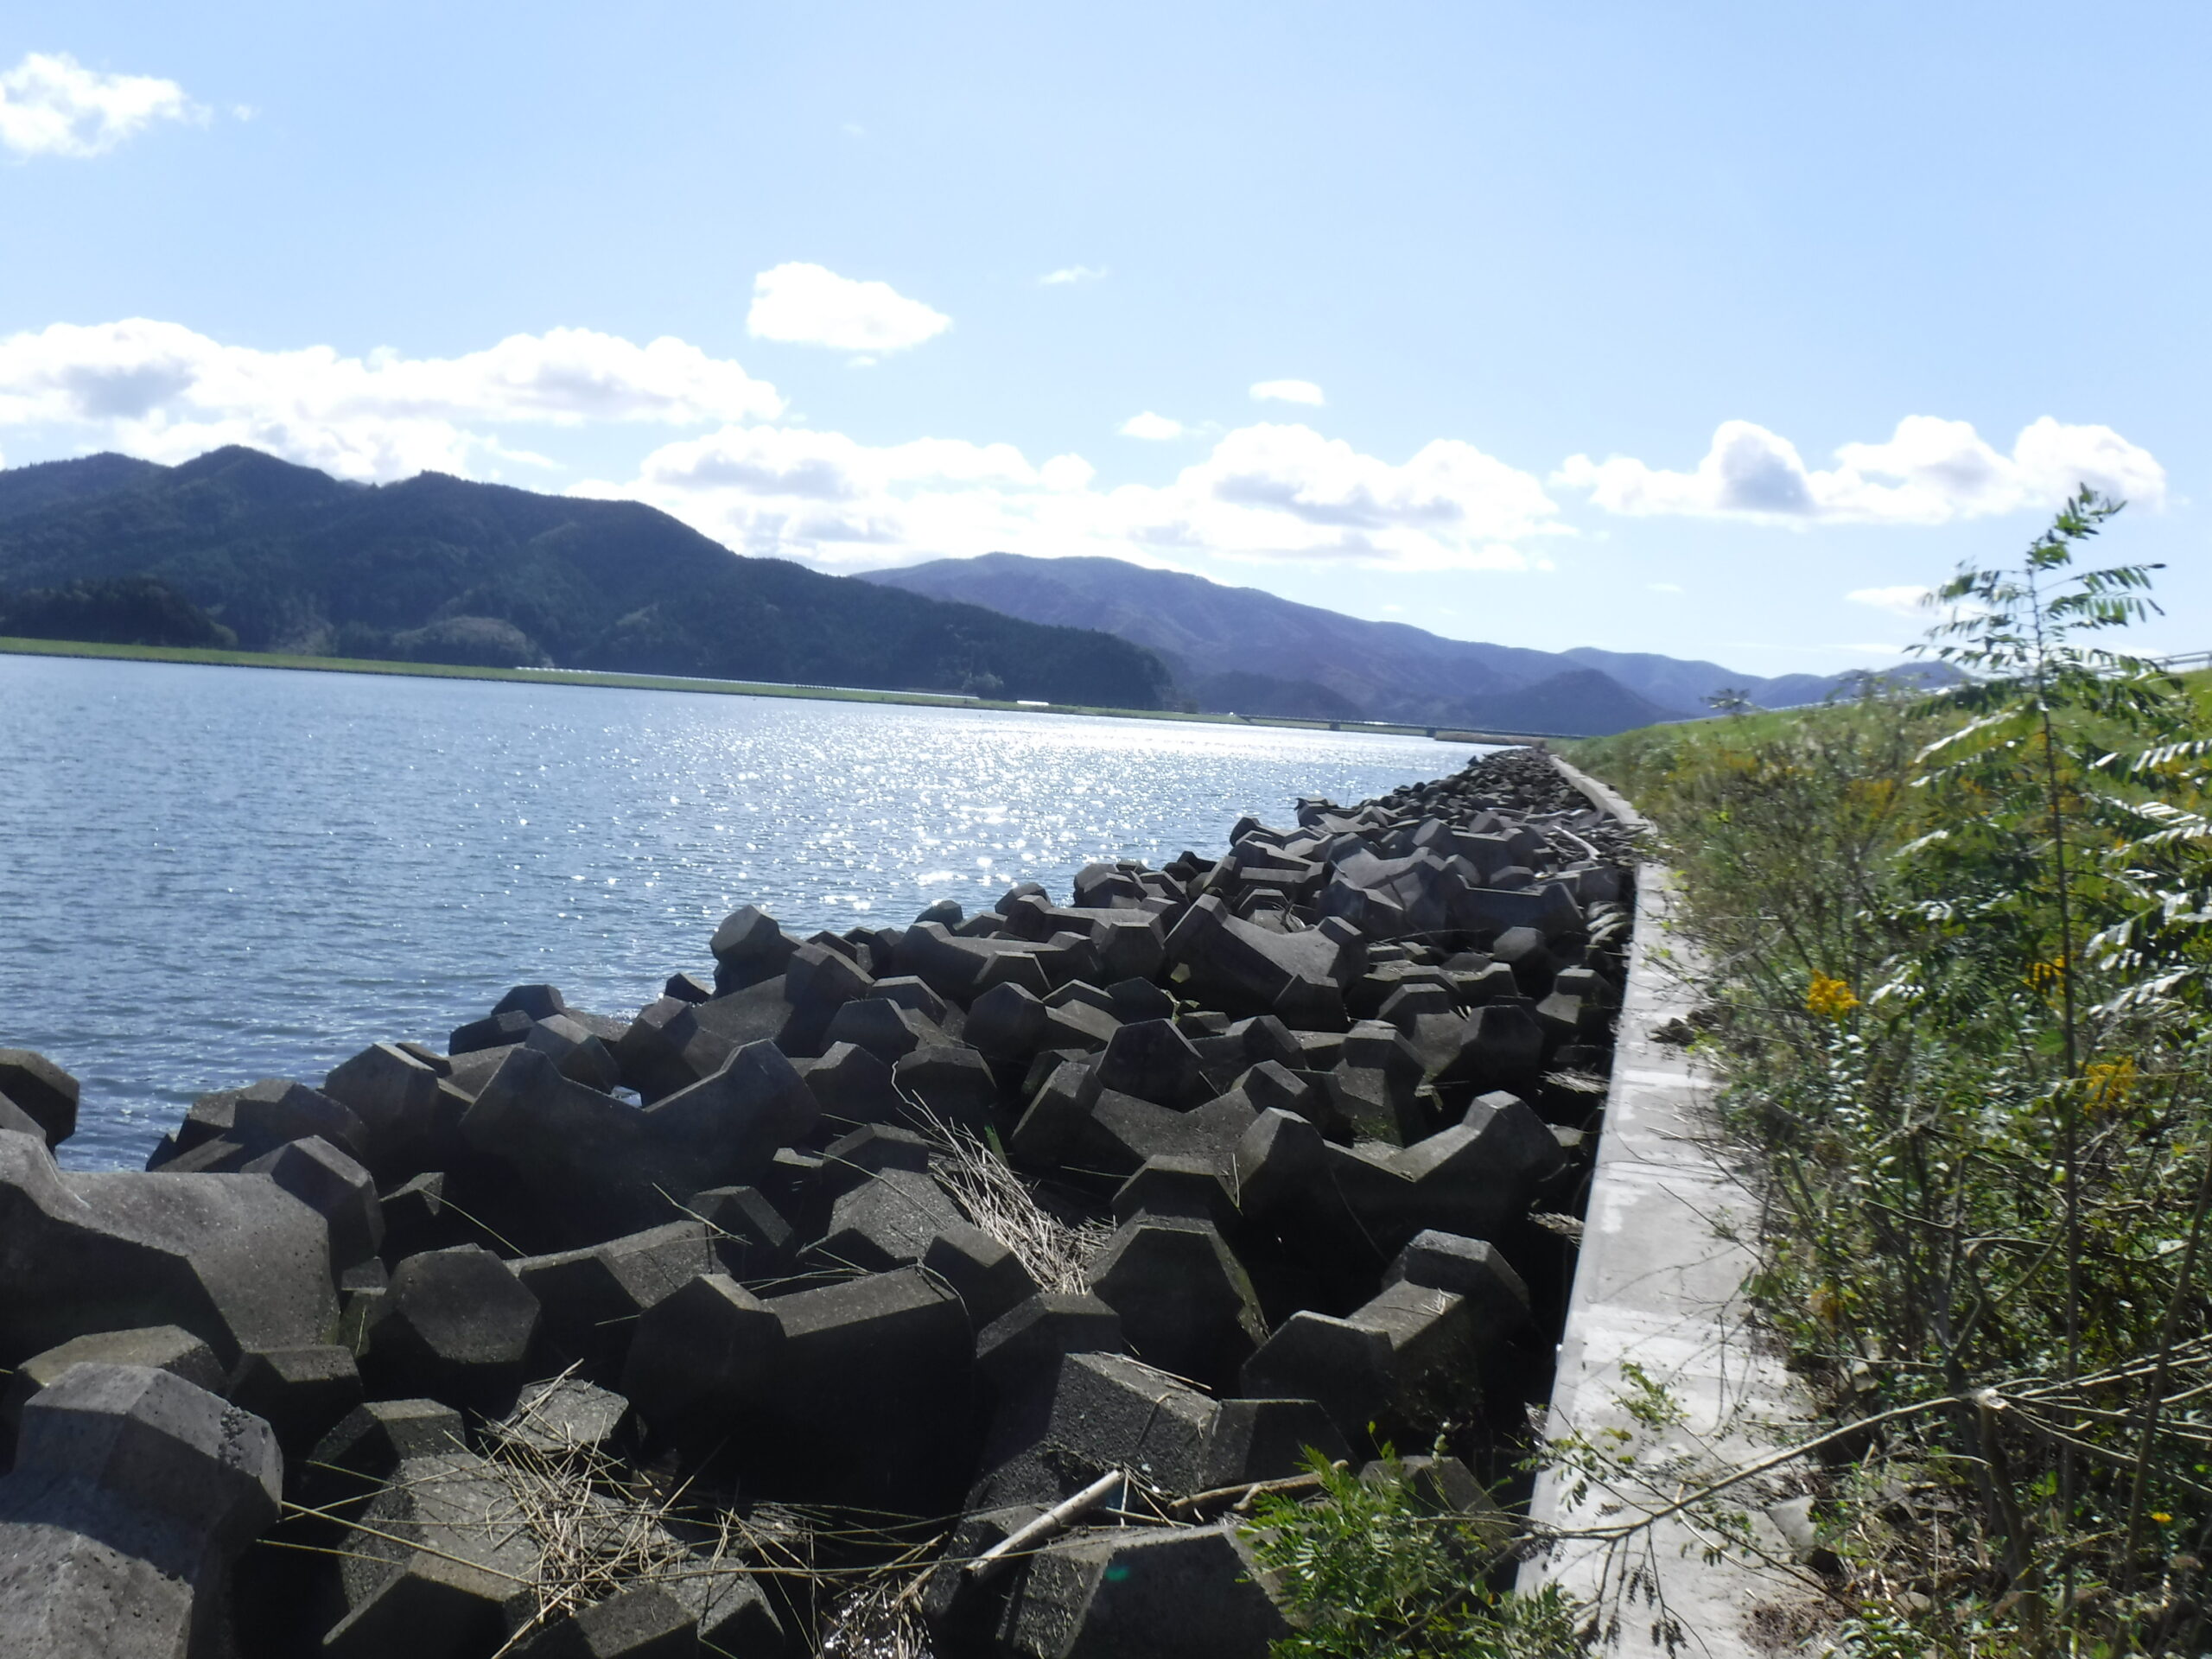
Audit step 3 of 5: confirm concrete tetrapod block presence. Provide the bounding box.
[710,905,801,991]
[643,1040,818,1189]
[0,1048,79,1148]
[323,1451,537,1659]
[1383,1229,1533,1341]
[1238,1312,1396,1440]
[662,971,714,1005]
[302,1399,467,1516]
[1392,1092,1566,1241]
[1084,1219,1267,1395]
[1073,1092,1256,1185]
[893,1045,1000,1135]
[665,1564,790,1658]
[380,1171,471,1260]
[1165,894,1362,1022]
[361,1246,541,1416]
[458,1048,683,1245]
[523,1016,624,1093]
[513,1221,720,1377]
[618,1273,784,1443]
[993,1521,1291,1659]
[1228,1107,1326,1217]
[515,1582,697,1658]
[491,1376,631,1460]
[1110,1154,1236,1230]
[921,1222,1040,1331]
[818,1123,936,1193]
[0,1325,226,1454]
[963,982,1050,1058]
[811,1166,966,1274]
[1094,1019,1207,1109]
[820,996,944,1065]
[1440,1001,1549,1090]
[1007,1059,1099,1167]
[323,1042,443,1172]
[1197,1395,1352,1489]
[0,1128,339,1370]
[227,1344,365,1458]
[799,1041,906,1130]
[232,1078,372,1166]
[868,973,952,1025]
[1346,1281,1477,1402]
[760,1267,975,1515]
[975,1293,1125,1394]
[0,1091,46,1144]
[894,922,1051,1006]
[450,1008,537,1056]
[244,1135,385,1271]
[971,1350,1218,1510]
[684,1185,795,1280]
[0,1362,282,1659]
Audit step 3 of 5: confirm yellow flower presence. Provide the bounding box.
[2084,1056,2138,1116]
[2152,1512,2174,1525]
[1806,973,1860,1020]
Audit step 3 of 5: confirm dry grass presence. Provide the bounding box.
[906,1106,1112,1294]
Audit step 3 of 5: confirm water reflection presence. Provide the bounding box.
[0,655,1469,1166]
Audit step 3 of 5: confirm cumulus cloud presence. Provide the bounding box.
[1847,584,1935,617]
[1251,379,1325,407]
[1040,265,1106,286]
[1118,411,1184,441]
[0,318,784,480]
[1555,415,2166,524]
[746,263,950,353]
[585,418,1560,575]
[0,50,201,158]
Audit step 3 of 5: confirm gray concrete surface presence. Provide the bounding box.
[1522,779,1826,1652]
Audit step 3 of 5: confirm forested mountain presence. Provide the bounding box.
[866,552,1948,734]
[0,450,1173,707]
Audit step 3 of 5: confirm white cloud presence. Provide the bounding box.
[1847,584,1934,617]
[0,318,784,480]
[1040,265,1106,286]
[1119,411,1184,441]
[586,418,1560,575]
[746,263,950,353]
[1647,582,1683,594]
[1251,379,1325,407]
[1556,415,2166,524]
[0,51,201,158]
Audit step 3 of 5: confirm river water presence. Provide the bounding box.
[0,654,1473,1169]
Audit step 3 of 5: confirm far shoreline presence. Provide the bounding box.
[0,634,1565,746]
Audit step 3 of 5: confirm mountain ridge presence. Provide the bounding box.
[863,551,1942,733]
[0,449,1173,708]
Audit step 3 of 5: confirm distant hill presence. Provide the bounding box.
[863,552,1948,735]
[0,453,167,524]
[0,450,1173,708]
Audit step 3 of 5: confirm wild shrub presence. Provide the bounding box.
[1567,493,2212,1653]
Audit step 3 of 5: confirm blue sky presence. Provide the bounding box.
[1,2,2203,673]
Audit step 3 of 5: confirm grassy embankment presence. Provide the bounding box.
[1559,561,2212,1656]
[0,634,1531,743]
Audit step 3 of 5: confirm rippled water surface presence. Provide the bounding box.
[0,655,1472,1168]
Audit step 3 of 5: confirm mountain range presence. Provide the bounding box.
[0,448,1940,734]
[863,552,1941,732]
[0,449,1171,709]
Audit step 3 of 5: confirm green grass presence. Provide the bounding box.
[1562,665,2212,794]
[0,632,1536,742]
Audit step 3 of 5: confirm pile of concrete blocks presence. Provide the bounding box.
[0,747,1632,1656]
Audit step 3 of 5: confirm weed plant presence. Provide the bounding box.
[1568,493,2212,1655]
